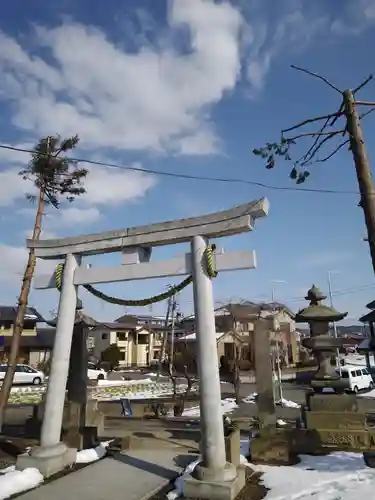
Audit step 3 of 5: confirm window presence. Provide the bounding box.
[102,333,108,340]
[362,369,369,375]
[351,371,357,377]
[356,370,362,377]
[341,371,349,379]
[0,366,6,372]
[22,366,37,373]
[117,332,127,341]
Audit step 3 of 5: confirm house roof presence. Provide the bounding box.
[359,310,375,323]
[47,310,98,327]
[93,322,185,334]
[217,302,295,319]
[0,306,45,323]
[357,338,375,353]
[3,328,56,349]
[114,314,165,325]
[175,331,226,343]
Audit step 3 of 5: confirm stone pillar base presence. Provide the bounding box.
[183,463,245,500]
[16,444,77,478]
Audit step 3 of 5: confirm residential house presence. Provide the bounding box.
[89,314,171,367]
[0,306,54,365]
[174,302,299,370]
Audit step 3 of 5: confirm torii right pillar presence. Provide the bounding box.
[182,235,245,500]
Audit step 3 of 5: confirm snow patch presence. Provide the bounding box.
[181,398,238,417]
[0,468,43,500]
[242,392,300,408]
[76,441,112,464]
[253,450,375,499]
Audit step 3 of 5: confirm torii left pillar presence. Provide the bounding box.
[17,254,80,477]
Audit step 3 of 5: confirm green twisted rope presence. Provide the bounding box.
[55,244,217,306]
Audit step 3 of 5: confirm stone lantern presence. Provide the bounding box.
[295,285,347,392]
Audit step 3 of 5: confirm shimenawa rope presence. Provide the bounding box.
[54,244,217,306]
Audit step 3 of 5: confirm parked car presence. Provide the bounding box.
[336,366,374,393]
[87,362,107,381]
[0,364,45,385]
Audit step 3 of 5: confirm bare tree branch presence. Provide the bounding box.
[300,131,344,166]
[330,99,345,126]
[305,139,350,165]
[287,129,345,143]
[353,75,373,94]
[297,116,331,164]
[360,108,375,120]
[282,112,344,134]
[291,64,342,93]
[354,100,375,106]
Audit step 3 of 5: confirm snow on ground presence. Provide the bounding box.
[254,451,375,500]
[275,398,300,408]
[76,441,112,464]
[242,392,300,408]
[0,467,43,500]
[181,398,238,417]
[0,441,113,499]
[169,437,375,500]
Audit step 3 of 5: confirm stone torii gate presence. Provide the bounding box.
[17,198,268,496]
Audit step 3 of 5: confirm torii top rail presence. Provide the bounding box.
[27,198,269,259]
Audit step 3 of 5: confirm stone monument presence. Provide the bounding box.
[296,285,347,393]
[250,312,292,464]
[16,199,269,499]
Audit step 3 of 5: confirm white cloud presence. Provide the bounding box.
[0,169,28,206]
[0,0,243,156]
[58,206,101,225]
[81,164,156,206]
[331,0,375,35]
[22,229,58,240]
[0,243,56,283]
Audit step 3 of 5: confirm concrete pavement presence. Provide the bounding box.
[17,448,198,500]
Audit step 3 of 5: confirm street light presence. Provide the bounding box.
[270,280,287,402]
[327,270,341,374]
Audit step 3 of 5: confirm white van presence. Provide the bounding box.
[336,366,373,393]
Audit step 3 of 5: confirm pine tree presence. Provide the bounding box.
[0,135,88,430]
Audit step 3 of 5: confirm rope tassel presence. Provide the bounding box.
[54,244,217,306]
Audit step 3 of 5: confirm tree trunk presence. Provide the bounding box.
[0,186,45,431]
[344,90,375,274]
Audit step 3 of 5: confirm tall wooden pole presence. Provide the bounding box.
[344,90,375,274]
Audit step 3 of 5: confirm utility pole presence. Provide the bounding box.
[276,341,283,401]
[254,66,375,276]
[344,90,375,274]
[327,271,342,375]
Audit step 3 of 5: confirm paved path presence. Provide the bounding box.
[18,448,198,500]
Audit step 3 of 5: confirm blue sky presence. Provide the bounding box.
[0,0,374,325]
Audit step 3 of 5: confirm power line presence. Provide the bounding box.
[0,143,360,196]
[177,283,375,308]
